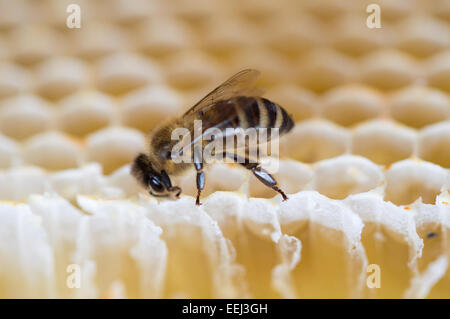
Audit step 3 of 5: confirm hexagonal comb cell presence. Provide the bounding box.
[351,120,416,165]
[389,86,449,129]
[34,57,89,100]
[312,155,384,200]
[57,91,116,136]
[120,85,182,132]
[281,120,350,163]
[418,122,450,168]
[85,127,146,174]
[384,159,447,205]
[320,85,384,127]
[0,94,54,140]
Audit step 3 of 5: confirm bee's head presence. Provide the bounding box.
[131,153,181,199]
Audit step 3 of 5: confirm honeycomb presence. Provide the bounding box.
[0,0,449,298]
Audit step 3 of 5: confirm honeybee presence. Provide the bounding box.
[131,69,294,205]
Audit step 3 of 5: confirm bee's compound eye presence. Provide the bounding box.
[149,176,164,192]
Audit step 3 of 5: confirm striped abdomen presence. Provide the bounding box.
[173,96,295,162]
[231,96,294,135]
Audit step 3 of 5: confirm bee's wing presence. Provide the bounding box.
[183,69,263,118]
[174,96,267,161]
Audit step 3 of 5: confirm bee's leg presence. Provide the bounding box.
[250,165,288,201]
[195,162,205,205]
[222,152,288,201]
[194,147,205,206]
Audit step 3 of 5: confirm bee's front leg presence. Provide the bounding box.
[194,147,205,205]
[195,167,205,205]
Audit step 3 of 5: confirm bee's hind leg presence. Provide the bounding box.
[250,165,288,201]
[222,152,288,201]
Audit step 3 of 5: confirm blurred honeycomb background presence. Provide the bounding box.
[0,0,449,299]
[0,0,449,174]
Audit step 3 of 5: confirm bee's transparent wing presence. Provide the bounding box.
[183,69,263,118]
[173,69,263,161]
